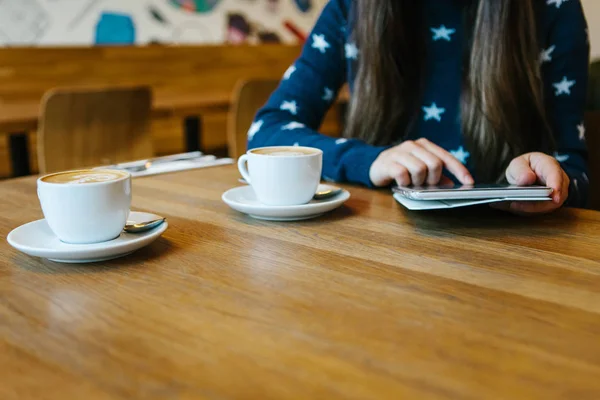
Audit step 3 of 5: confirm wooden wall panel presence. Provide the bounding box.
[0,109,344,179]
[0,46,302,104]
[202,112,229,151]
[0,45,349,179]
[150,116,190,157]
[150,114,229,158]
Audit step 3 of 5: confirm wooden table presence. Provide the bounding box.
[2,166,600,399]
[0,92,231,177]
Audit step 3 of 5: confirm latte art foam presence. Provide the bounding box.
[252,147,319,157]
[63,173,120,184]
[266,151,308,157]
[42,169,128,184]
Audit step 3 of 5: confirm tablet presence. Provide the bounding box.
[392,183,553,201]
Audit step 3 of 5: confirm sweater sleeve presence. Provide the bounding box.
[247,0,388,186]
[542,0,590,208]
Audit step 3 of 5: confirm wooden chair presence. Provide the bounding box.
[37,86,154,174]
[585,111,600,210]
[227,79,279,159]
[227,80,349,159]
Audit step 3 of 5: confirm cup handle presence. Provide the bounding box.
[237,154,251,184]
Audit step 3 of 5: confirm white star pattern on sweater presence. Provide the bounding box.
[541,45,555,63]
[311,34,330,54]
[283,65,296,80]
[280,100,298,115]
[583,172,589,183]
[345,42,359,60]
[247,120,263,140]
[451,146,470,164]
[578,123,586,141]
[554,153,570,162]
[281,121,305,130]
[293,142,300,147]
[243,1,588,208]
[553,76,575,96]
[431,25,456,41]
[547,0,570,8]
[423,103,445,122]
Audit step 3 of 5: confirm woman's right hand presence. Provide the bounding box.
[369,138,475,187]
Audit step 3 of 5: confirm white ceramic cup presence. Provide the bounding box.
[37,169,132,244]
[238,146,323,206]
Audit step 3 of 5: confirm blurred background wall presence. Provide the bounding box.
[1,0,598,56]
[582,0,600,60]
[0,0,327,46]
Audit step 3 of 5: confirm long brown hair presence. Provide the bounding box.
[345,0,554,182]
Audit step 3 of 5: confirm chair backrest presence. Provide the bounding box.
[585,111,600,210]
[587,60,600,111]
[37,86,153,174]
[227,79,279,159]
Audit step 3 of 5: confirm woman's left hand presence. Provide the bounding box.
[498,152,570,215]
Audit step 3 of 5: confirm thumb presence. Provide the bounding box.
[506,155,537,186]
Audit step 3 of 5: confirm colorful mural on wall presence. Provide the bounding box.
[169,0,223,13]
[95,12,136,45]
[0,0,49,45]
[0,0,327,47]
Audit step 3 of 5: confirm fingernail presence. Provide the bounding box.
[465,176,474,184]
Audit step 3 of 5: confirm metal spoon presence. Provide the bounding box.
[313,185,343,200]
[237,179,342,200]
[124,218,166,233]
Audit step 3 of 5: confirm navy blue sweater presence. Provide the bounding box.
[248,0,590,207]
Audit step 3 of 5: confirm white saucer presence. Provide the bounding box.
[7,211,168,263]
[222,184,350,221]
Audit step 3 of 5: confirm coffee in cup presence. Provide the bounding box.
[41,170,127,184]
[238,146,323,206]
[250,148,317,157]
[38,169,132,244]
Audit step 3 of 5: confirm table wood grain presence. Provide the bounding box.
[2,165,600,400]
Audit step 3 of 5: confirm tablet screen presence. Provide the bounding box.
[392,183,553,201]
[393,183,551,193]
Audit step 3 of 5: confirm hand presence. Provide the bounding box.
[496,152,569,215]
[369,138,474,187]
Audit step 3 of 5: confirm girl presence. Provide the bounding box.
[248,0,590,213]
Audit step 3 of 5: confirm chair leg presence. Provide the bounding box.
[184,116,202,152]
[9,132,31,177]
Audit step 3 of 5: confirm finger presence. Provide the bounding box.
[528,153,564,203]
[410,147,444,185]
[372,162,408,187]
[439,175,454,186]
[506,155,537,186]
[416,139,474,184]
[399,140,418,152]
[390,163,411,187]
[557,171,570,206]
[397,154,428,186]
